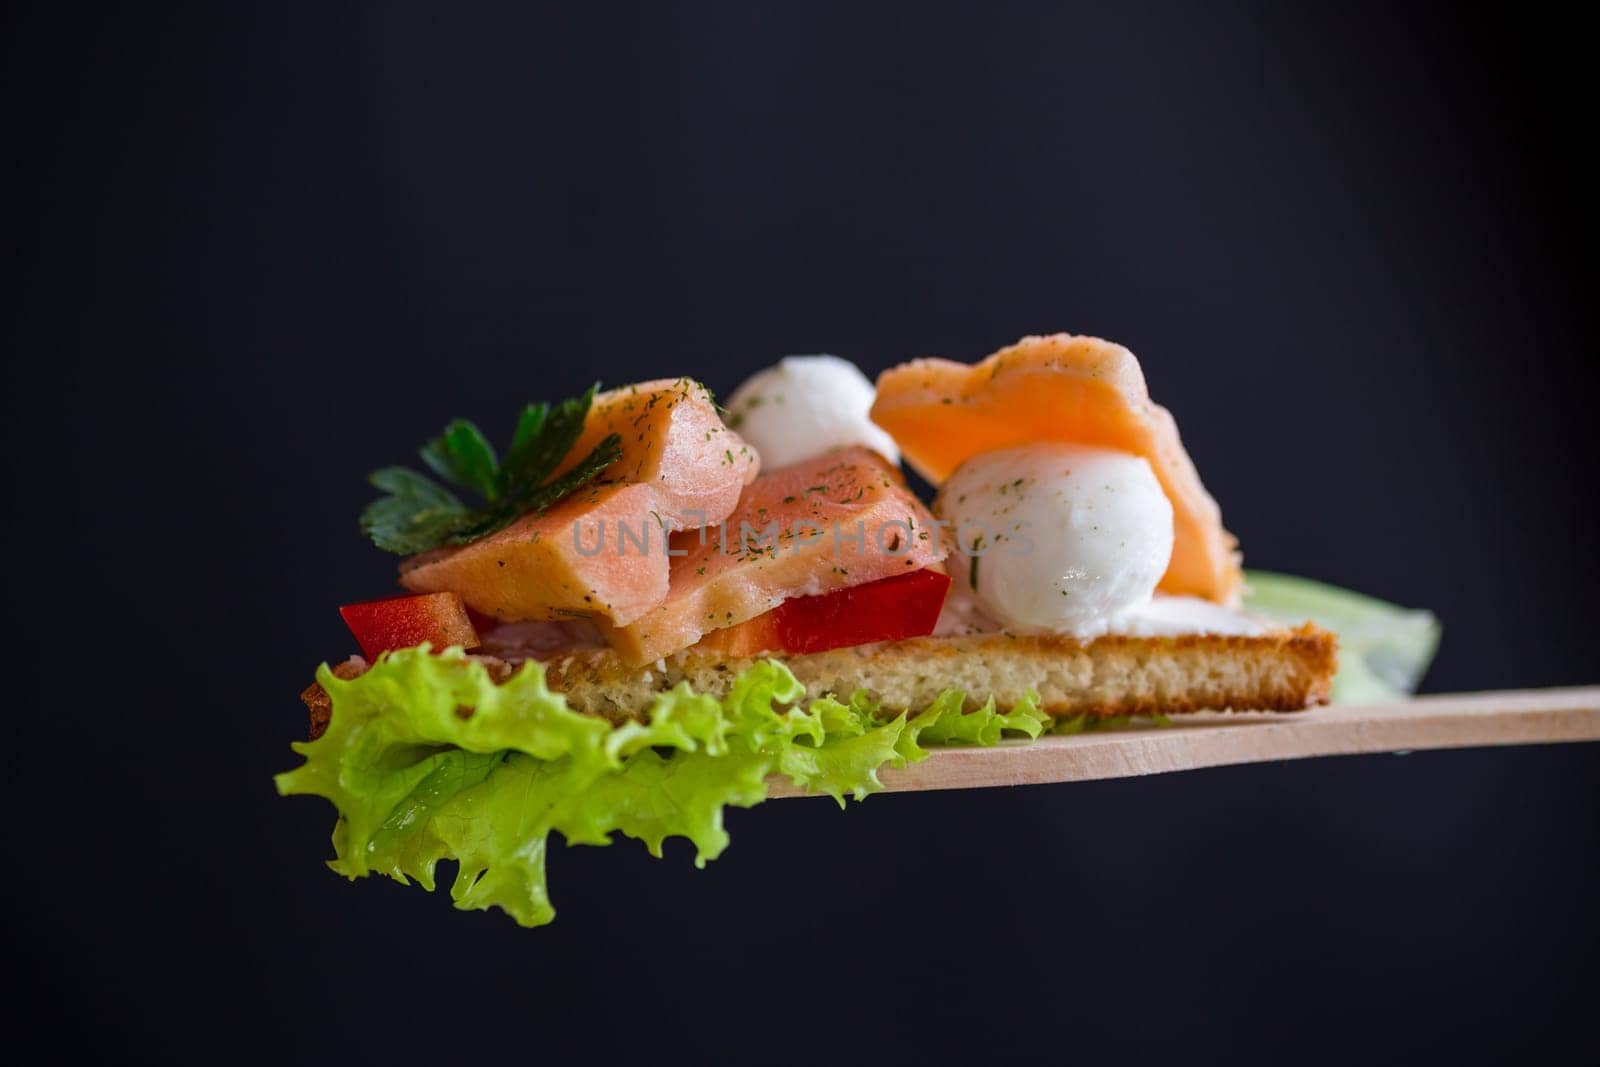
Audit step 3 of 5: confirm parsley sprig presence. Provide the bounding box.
[360,384,622,554]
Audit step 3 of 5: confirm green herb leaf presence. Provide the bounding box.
[501,386,598,503]
[524,433,622,512]
[498,403,549,496]
[420,420,500,501]
[360,387,619,554]
[359,467,473,554]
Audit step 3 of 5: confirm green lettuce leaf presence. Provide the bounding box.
[1242,570,1440,703]
[276,648,1047,927]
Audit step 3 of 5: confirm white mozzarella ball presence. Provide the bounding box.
[935,443,1174,635]
[725,355,900,470]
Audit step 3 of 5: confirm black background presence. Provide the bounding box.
[9,3,1598,1063]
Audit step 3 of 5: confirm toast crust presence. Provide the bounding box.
[544,625,1337,722]
[301,625,1338,738]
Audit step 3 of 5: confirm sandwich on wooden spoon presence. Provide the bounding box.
[545,336,1335,719]
[279,336,1337,927]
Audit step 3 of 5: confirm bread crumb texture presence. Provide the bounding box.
[543,626,1338,722]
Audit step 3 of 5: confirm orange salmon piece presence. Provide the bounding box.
[400,379,758,625]
[870,334,1242,604]
[605,446,946,665]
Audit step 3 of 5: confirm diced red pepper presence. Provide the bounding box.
[696,568,951,657]
[338,592,480,660]
[774,568,951,655]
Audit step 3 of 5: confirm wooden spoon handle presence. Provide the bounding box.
[768,686,1600,798]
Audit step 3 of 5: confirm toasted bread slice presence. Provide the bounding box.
[303,627,1337,738]
[543,626,1337,722]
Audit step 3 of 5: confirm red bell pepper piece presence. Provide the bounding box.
[338,592,481,660]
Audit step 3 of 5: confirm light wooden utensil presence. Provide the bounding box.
[767,686,1600,798]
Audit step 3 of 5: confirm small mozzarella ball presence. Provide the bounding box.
[934,444,1174,635]
[725,355,900,469]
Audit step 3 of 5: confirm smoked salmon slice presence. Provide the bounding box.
[604,446,946,665]
[870,335,1243,605]
[400,379,758,625]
